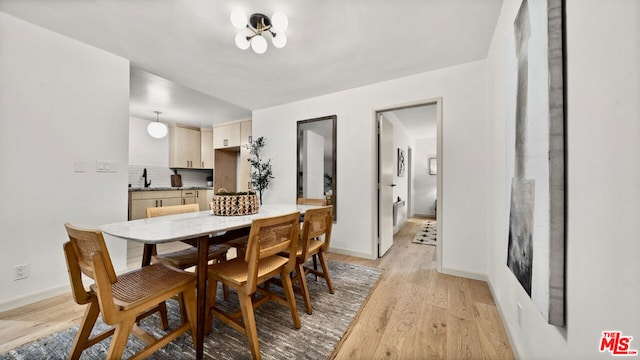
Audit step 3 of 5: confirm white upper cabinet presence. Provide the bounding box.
[200,128,213,169]
[213,122,241,149]
[169,126,202,168]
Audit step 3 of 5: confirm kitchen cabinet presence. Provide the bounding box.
[181,189,196,205]
[195,189,213,211]
[213,120,252,192]
[129,189,209,219]
[169,126,201,168]
[239,120,252,191]
[200,129,213,169]
[128,190,182,220]
[213,122,241,149]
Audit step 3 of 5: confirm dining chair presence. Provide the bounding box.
[63,223,197,360]
[147,203,231,313]
[146,204,230,270]
[295,197,328,279]
[296,197,327,206]
[206,212,301,360]
[286,205,335,315]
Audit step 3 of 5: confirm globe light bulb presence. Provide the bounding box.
[251,35,267,54]
[147,121,168,139]
[230,9,247,29]
[235,31,250,50]
[272,32,287,48]
[271,12,288,32]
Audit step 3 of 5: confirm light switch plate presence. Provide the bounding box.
[74,160,85,173]
[96,160,118,173]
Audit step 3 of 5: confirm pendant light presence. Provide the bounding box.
[231,10,288,54]
[147,111,168,139]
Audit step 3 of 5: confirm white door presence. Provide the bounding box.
[378,114,394,257]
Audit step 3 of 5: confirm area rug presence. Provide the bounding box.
[412,219,437,246]
[0,260,381,360]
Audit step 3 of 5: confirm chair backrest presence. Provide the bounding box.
[63,223,118,305]
[146,203,200,218]
[64,223,117,283]
[244,212,300,291]
[297,198,327,206]
[300,206,333,259]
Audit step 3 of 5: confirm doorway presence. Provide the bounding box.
[375,98,442,271]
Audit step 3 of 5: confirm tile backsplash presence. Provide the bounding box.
[128,165,213,188]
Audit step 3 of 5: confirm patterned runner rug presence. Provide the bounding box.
[0,260,381,360]
[412,219,437,246]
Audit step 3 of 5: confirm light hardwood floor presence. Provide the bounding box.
[0,217,513,359]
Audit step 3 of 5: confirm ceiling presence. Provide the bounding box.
[0,0,502,130]
[387,105,438,140]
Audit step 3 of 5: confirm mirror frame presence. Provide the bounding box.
[296,115,337,221]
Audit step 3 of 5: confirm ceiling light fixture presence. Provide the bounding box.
[147,111,168,139]
[231,10,288,54]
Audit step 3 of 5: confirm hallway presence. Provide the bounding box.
[330,217,514,359]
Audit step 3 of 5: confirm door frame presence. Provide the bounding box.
[374,97,443,271]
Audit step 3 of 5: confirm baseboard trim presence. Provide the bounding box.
[329,246,377,260]
[393,218,408,234]
[412,212,436,217]
[0,284,70,312]
[485,279,522,360]
[440,267,488,282]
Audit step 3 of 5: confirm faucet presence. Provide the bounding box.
[142,168,151,188]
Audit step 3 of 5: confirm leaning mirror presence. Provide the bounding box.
[297,115,337,221]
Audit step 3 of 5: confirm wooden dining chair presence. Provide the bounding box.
[146,204,230,270]
[206,212,301,360]
[63,223,197,360]
[296,197,327,206]
[295,197,328,279]
[286,205,335,315]
[147,203,231,314]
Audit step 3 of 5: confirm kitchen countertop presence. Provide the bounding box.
[129,186,214,192]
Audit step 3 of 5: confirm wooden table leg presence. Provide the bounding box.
[195,235,209,360]
[141,244,154,267]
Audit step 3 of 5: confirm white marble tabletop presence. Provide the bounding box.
[100,204,316,244]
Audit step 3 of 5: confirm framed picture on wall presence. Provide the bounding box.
[429,156,437,175]
[397,148,406,177]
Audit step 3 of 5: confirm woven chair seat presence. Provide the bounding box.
[153,244,229,269]
[90,263,195,310]
[208,255,288,286]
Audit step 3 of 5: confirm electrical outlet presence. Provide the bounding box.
[14,264,29,281]
[517,302,523,328]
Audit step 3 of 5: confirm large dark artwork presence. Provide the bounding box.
[506,0,565,326]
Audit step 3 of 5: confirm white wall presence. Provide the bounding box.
[383,111,413,232]
[253,60,488,276]
[485,0,640,358]
[414,137,438,216]
[129,116,169,167]
[0,13,130,310]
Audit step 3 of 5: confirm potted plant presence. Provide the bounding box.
[248,136,274,205]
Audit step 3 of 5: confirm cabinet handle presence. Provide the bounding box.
[224,139,228,147]
[160,199,163,207]
[182,198,185,205]
[155,200,158,207]
[202,161,204,168]
[248,135,252,143]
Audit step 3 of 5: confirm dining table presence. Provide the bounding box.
[100,203,318,360]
